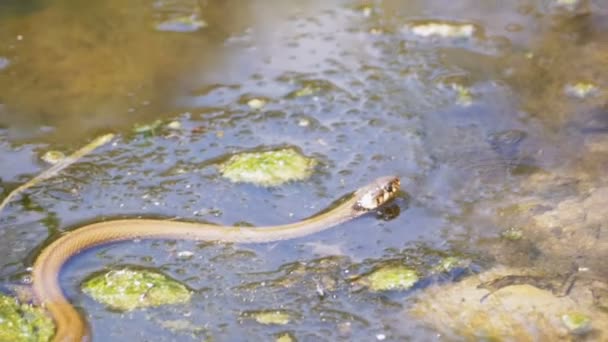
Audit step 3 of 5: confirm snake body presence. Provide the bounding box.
[32,176,400,341]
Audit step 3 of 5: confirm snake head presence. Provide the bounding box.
[353,176,400,211]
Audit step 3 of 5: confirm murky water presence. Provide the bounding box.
[0,0,607,340]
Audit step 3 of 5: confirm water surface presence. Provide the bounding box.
[0,0,607,340]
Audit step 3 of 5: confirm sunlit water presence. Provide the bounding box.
[0,0,607,340]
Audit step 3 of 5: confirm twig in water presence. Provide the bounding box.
[0,133,115,214]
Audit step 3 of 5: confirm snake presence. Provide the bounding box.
[31,175,401,341]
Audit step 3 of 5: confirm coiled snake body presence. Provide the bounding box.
[32,176,400,341]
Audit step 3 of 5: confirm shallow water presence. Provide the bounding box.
[0,0,607,340]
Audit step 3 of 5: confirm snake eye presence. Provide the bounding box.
[385,181,397,193]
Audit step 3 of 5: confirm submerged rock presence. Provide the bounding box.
[409,267,607,340]
[220,148,316,186]
[82,268,191,311]
[531,186,608,258]
[237,256,348,299]
[0,294,54,342]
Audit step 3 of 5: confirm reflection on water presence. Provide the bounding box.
[0,0,607,340]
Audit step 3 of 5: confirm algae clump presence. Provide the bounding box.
[242,310,293,325]
[82,268,191,311]
[220,148,316,186]
[357,265,419,292]
[561,312,592,335]
[0,294,54,342]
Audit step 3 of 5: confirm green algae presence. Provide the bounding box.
[0,294,54,342]
[220,148,316,186]
[452,84,473,106]
[133,119,163,136]
[82,268,191,311]
[285,79,338,99]
[561,312,592,335]
[275,332,296,342]
[434,256,465,273]
[501,227,524,241]
[242,310,293,325]
[356,265,419,292]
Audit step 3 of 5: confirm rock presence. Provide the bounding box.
[531,186,608,258]
[409,267,608,340]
